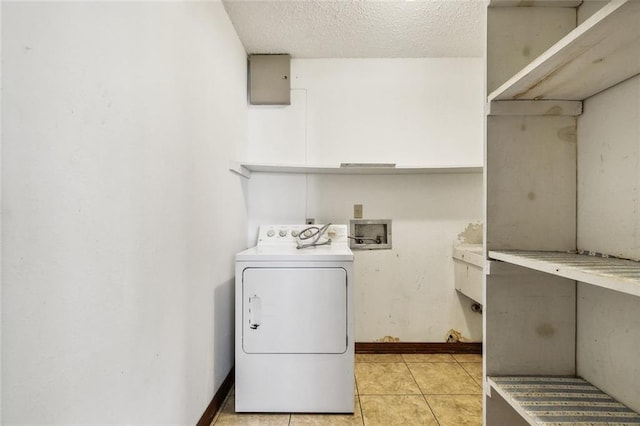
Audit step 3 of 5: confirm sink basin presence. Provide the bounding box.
[453,244,484,267]
[453,244,484,304]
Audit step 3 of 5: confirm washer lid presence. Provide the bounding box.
[236,244,353,262]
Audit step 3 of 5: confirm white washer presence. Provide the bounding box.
[235,224,354,413]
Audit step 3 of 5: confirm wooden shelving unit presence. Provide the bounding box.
[489,250,640,297]
[487,376,640,425]
[484,0,640,423]
[488,0,640,102]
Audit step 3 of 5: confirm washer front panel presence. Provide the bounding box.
[242,267,347,354]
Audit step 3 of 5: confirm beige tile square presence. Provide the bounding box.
[402,353,456,363]
[460,362,483,386]
[426,394,482,426]
[452,353,483,363]
[289,397,364,425]
[355,362,421,395]
[360,395,438,426]
[213,393,291,425]
[355,354,404,363]
[408,363,482,395]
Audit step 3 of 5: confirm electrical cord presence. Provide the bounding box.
[297,223,332,249]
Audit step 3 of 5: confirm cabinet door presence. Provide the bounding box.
[241,268,348,354]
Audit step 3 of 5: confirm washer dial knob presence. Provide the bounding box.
[279,230,287,237]
[266,230,275,237]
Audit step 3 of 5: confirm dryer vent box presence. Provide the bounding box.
[249,54,290,105]
[350,219,392,250]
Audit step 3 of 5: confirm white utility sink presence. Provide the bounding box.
[453,244,484,305]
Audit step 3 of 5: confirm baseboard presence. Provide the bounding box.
[355,342,482,354]
[196,367,235,426]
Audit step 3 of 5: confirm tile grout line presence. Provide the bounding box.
[455,356,484,389]
[404,357,442,426]
[423,396,442,426]
[355,373,366,426]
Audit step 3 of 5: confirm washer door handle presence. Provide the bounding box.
[249,295,262,330]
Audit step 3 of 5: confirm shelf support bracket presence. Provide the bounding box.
[229,161,251,179]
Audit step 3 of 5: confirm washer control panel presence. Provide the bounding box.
[257,224,348,245]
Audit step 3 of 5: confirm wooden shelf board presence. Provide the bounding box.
[488,100,582,116]
[488,376,640,425]
[488,250,640,297]
[236,163,483,176]
[488,0,640,102]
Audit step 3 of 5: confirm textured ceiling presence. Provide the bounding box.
[222,1,486,58]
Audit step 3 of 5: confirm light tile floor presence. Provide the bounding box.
[212,353,482,425]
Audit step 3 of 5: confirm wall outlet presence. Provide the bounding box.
[354,204,363,219]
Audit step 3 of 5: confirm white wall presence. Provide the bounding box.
[1,2,247,424]
[246,58,484,342]
[0,2,3,416]
[578,73,640,261]
[576,73,640,412]
[248,58,483,167]
[248,172,483,342]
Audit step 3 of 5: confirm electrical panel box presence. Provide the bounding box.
[349,219,392,250]
[248,54,290,105]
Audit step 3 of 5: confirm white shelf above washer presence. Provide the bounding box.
[488,0,640,102]
[230,162,483,178]
[488,250,640,297]
[489,1,581,6]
